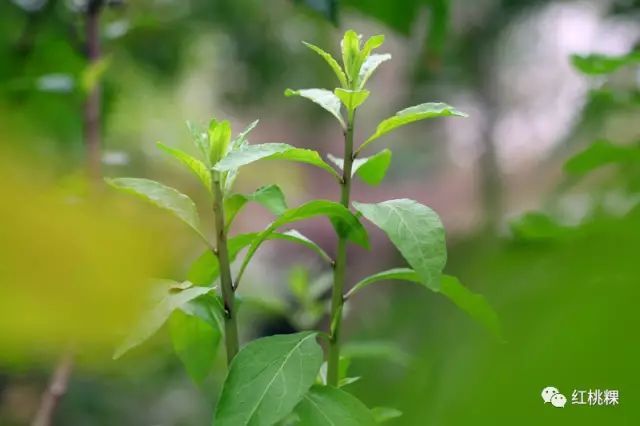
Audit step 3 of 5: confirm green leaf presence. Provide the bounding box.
[156,142,212,193]
[341,30,362,86]
[359,103,467,153]
[346,269,501,339]
[113,284,211,359]
[303,41,348,88]
[214,332,323,426]
[235,201,369,286]
[371,407,402,424]
[209,119,232,164]
[358,53,391,89]
[214,143,340,180]
[275,230,333,265]
[564,140,640,176]
[440,275,502,340]
[335,88,370,111]
[328,149,392,186]
[169,309,220,384]
[571,51,640,75]
[292,385,375,426]
[106,177,206,243]
[285,89,346,129]
[353,199,446,288]
[225,184,288,229]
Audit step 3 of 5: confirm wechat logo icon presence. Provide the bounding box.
[542,386,567,408]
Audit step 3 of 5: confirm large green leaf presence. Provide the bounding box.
[328,149,391,186]
[113,283,211,359]
[214,143,340,180]
[335,88,370,111]
[106,177,206,243]
[235,201,369,286]
[357,53,391,89]
[563,140,640,176]
[285,89,346,129]
[345,269,501,338]
[353,199,446,288]
[156,142,212,193]
[358,103,467,153]
[169,309,220,384]
[292,385,375,426]
[188,230,332,286]
[225,184,288,229]
[303,41,348,88]
[214,332,323,426]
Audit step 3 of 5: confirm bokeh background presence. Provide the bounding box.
[1,0,639,425]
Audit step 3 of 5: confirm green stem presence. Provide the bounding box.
[212,173,239,365]
[327,109,355,386]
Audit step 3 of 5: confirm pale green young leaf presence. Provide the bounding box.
[335,88,370,111]
[106,178,206,243]
[222,120,258,194]
[169,309,220,384]
[113,284,211,359]
[214,332,323,426]
[214,143,341,180]
[292,385,376,426]
[328,149,392,186]
[225,184,288,229]
[156,142,212,193]
[285,89,346,129]
[353,199,446,288]
[371,407,402,424]
[235,200,369,287]
[359,103,468,153]
[303,41,348,88]
[209,119,232,165]
[187,121,210,163]
[341,30,362,86]
[358,53,391,89]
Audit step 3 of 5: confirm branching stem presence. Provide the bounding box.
[327,109,356,386]
[213,174,240,365]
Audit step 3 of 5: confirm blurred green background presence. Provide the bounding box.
[1,0,639,425]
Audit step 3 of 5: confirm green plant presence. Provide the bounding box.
[107,30,499,425]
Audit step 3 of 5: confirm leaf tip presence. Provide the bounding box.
[284,88,298,97]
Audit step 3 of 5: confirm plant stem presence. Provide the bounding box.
[212,174,240,365]
[327,109,356,386]
[31,352,73,426]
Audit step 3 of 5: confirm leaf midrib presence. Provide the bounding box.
[244,333,315,424]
